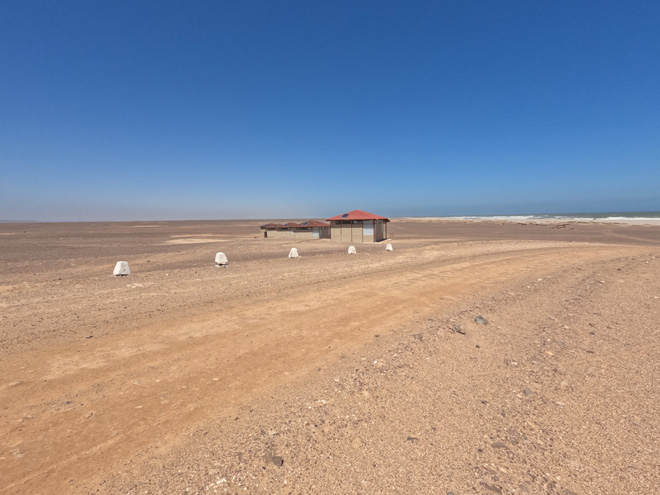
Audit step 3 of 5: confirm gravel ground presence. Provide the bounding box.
[103,252,660,495]
[1,220,658,494]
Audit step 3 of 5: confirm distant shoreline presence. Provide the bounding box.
[396,214,660,226]
[2,212,660,226]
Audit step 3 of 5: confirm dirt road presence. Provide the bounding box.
[1,221,659,494]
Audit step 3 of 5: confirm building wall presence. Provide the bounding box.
[374,221,382,241]
[292,230,316,239]
[362,220,374,243]
[331,222,353,243]
[330,220,388,242]
[330,220,389,242]
[350,222,362,243]
[374,220,387,241]
[331,224,341,241]
[293,228,330,239]
[264,228,331,239]
[341,224,352,243]
[264,230,294,238]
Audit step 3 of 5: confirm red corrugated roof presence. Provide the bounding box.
[326,210,389,221]
[299,220,330,228]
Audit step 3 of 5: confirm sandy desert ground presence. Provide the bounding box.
[1,219,659,494]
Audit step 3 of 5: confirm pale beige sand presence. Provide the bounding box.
[0,220,659,494]
[163,238,230,244]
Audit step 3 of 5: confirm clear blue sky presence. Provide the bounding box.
[1,1,659,221]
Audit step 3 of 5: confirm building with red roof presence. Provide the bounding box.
[326,209,390,243]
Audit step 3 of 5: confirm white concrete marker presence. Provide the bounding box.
[288,248,300,258]
[113,261,130,276]
[386,243,393,251]
[215,252,228,266]
[348,246,357,254]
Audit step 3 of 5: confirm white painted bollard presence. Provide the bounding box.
[288,248,300,258]
[348,246,357,255]
[386,243,393,251]
[113,261,130,276]
[215,252,228,266]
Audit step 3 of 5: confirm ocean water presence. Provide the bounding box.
[443,211,660,222]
